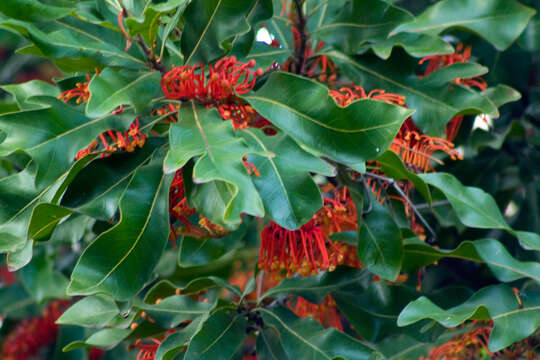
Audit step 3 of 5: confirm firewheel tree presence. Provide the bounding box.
[0,0,539,359]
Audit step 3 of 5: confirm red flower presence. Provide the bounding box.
[58,73,93,104]
[0,265,15,286]
[1,300,69,360]
[259,220,344,278]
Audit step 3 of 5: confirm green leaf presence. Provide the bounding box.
[243,71,413,170]
[403,238,540,283]
[56,294,119,327]
[393,0,536,50]
[163,103,264,227]
[313,0,414,54]
[371,33,454,60]
[136,295,214,328]
[260,266,368,302]
[63,328,131,351]
[68,157,172,300]
[419,172,539,250]
[28,203,73,241]
[241,129,335,230]
[259,307,377,360]
[0,0,73,22]
[257,327,290,360]
[0,17,147,70]
[245,42,291,70]
[156,317,205,360]
[184,310,248,360]
[482,84,522,108]
[326,50,498,136]
[418,62,488,88]
[397,285,540,352]
[86,69,162,118]
[0,96,134,187]
[376,151,431,203]
[1,80,60,110]
[181,0,255,64]
[181,276,243,297]
[358,196,403,281]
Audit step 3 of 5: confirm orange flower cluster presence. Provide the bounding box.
[290,295,343,331]
[58,73,92,104]
[1,300,69,360]
[330,86,406,107]
[421,325,493,360]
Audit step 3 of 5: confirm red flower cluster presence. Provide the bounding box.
[330,86,406,107]
[58,73,92,104]
[420,325,493,360]
[1,300,69,360]
[75,118,146,160]
[161,57,263,102]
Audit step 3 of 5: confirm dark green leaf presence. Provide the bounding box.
[68,157,172,300]
[394,0,536,50]
[184,310,247,360]
[28,203,73,241]
[1,80,60,110]
[259,307,377,360]
[181,0,255,64]
[0,0,73,22]
[136,295,214,328]
[156,317,205,360]
[371,33,454,60]
[358,196,403,281]
[244,71,413,170]
[63,328,131,351]
[20,252,68,303]
[313,0,414,53]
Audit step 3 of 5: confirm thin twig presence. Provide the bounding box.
[364,172,437,240]
[415,200,450,209]
[293,0,307,75]
[118,4,166,74]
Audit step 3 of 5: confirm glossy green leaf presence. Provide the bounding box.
[376,151,431,203]
[313,0,414,53]
[327,50,498,136]
[181,0,255,64]
[482,84,522,108]
[1,80,60,110]
[0,0,73,22]
[0,96,134,187]
[28,203,73,241]
[403,238,540,283]
[419,172,540,250]
[259,307,378,360]
[244,71,413,170]
[184,310,247,360]
[241,129,335,230]
[57,294,119,327]
[245,41,291,70]
[68,158,172,300]
[136,295,214,328]
[181,276,243,297]
[358,196,403,281]
[0,17,147,70]
[393,0,536,50]
[371,33,454,60]
[86,69,162,118]
[418,62,488,88]
[156,317,205,360]
[260,266,368,302]
[63,328,131,351]
[163,103,264,227]
[397,285,540,351]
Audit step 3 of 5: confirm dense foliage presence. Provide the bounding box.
[0,0,539,359]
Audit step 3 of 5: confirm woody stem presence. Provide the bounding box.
[364,172,437,241]
[293,0,307,75]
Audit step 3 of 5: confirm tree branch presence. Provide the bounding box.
[293,0,307,75]
[364,172,437,240]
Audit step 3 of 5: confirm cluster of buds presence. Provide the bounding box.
[75,118,146,160]
[290,295,344,331]
[1,300,69,360]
